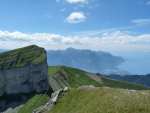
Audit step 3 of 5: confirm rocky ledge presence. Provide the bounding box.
[0,45,49,96]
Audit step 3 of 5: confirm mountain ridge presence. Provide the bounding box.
[48,66,147,90]
[47,48,124,73]
[108,74,150,87]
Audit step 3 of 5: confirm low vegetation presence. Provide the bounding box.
[48,66,147,90]
[18,94,49,113]
[101,76,147,90]
[49,87,150,113]
[48,66,101,88]
[15,66,148,113]
[0,45,46,69]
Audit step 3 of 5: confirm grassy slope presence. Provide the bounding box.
[18,94,49,113]
[0,45,46,69]
[17,66,147,113]
[101,76,147,90]
[48,66,147,90]
[48,66,101,88]
[49,88,150,113]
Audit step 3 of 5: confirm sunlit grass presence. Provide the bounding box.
[49,87,150,113]
[18,94,49,113]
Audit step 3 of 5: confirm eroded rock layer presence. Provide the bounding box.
[0,45,49,96]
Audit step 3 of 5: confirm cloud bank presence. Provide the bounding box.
[0,30,150,53]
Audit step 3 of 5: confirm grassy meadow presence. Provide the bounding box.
[49,87,150,113]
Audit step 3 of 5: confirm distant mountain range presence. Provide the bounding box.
[108,74,150,87]
[47,48,124,73]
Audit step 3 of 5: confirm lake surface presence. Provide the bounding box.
[118,52,150,75]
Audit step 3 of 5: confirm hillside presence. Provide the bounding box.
[16,66,148,113]
[48,66,147,90]
[108,74,150,87]
[18,94,49,113]
[49,87,150,113]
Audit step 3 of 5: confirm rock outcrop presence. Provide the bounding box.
[48,70,69,91]
[0,45,49,96]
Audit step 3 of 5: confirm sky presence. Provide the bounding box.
[0,0,150,34]
[0,0,150,49]
[0,0,150,74]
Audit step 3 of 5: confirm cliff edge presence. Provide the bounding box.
[0,45,49,96]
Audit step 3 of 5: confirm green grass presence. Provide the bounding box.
[48,66,62,75]
[16,66,148,113]
[18,94,49,113]
[0,45,46,69]
[63,66,101,87]
[101,77,147,90]
[48,66,147,90]
[48,66,101,88]
[49,87,150,113]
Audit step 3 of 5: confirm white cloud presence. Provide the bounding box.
[0,30,150,53]
[132,18,150,26]
[66,12,86,23]
[65,0,88,4]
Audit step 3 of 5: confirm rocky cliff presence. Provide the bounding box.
[0,45,49,96]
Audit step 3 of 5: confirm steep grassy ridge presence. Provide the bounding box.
[48,66,147,90]
[48,66,101,89]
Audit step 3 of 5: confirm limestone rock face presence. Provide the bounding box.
[0,45,49,96]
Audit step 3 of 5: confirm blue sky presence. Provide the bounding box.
[0,0,150,34]
[0,0,150,53]
[0,0,150,74]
